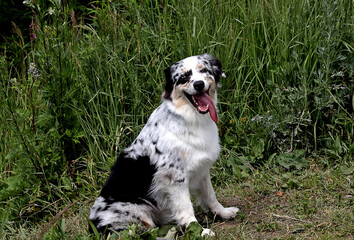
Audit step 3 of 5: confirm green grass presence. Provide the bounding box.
[0,0,353,239]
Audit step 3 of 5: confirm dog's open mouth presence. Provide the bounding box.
[185,91,218,123]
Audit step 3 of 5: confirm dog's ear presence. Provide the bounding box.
[202,54,226,81]
[163,66,174,100]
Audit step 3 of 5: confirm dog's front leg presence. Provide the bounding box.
[168,183,198,226]
[168,183,215,237]
[195,172,239,219]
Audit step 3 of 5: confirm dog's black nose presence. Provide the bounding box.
[193,81,205,92]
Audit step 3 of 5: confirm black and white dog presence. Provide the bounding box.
[89,54,238,236]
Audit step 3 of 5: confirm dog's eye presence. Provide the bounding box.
[200,68,209,73]
[178,75,188,84]
[177,70,192,85]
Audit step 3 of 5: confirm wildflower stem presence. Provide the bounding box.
[1,87,41,174]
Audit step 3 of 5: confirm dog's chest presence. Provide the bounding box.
[134,103,220,171]
[187,124,219,155]
[169,119,220,172]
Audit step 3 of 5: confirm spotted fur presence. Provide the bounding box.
[89,54,239,236]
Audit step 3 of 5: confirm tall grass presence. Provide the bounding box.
[0,0,352,237]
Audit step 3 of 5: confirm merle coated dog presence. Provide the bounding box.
[89,54,238,236]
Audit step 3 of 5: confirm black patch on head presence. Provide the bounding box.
[200,54,224,82]
[163,65,174,100]
[176,70,192,85]
[100,153,157,206]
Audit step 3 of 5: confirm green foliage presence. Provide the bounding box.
[86,223,203,240]
[108,224,159,240]
[273,150,309,171]
[0,0,353,238]
[181,222,204,240]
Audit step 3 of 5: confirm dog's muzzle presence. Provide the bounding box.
[185,81,218,123]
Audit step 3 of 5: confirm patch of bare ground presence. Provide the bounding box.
[201,165,353,239]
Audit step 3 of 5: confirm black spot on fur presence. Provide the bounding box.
[125,211,130,216]
[100,153,157,206]
[169,163,174,168]
[176,178,185,183]
[114,209,122,214]
[166,108,182,120]
[138,139,144,144]
[155,146,162,154]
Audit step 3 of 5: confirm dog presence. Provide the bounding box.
[89,53,239,236]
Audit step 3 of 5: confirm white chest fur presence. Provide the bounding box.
[156,102,219,170]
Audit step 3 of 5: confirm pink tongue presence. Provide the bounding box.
[193,92,218,123]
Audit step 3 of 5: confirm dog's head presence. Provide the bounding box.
[163,54,225,123]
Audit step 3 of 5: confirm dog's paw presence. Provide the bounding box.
[201,228,215,237]
[217,206,239,219]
